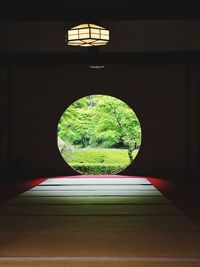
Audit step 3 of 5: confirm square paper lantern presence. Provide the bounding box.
[66,24,109,47]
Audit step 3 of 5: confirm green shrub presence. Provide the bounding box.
[63,148,138,165]
[61,148,139,174]
[70,162,129,174]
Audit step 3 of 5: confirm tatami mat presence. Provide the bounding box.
[6,196,170,205]
[0,231,200,257]
[40,177,150,185]
[30,184,156,191]
[0,215,199,232]
[0,257,200,267]
[0,203,181,216]
[0,176,199,267]
[19,189,162,196]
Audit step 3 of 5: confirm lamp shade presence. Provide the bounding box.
[66,23,109,47]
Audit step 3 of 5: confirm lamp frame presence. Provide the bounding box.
[66,23,109,47]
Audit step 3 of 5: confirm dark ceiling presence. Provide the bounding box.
[0,1,200,21]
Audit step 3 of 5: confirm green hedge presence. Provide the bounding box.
[65,148,137,164]
[70,163,128,175]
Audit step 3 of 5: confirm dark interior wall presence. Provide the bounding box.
[0,20,200,181]
[1,63,198,180]
[1,20,200,53]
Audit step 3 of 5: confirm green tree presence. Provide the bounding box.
[57,95,141,162]
[58,97,94,148]
[91,95,141,162]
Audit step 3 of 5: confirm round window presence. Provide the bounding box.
[57,94,142,174]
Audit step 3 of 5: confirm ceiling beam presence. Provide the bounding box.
[1,52,200,65]
[0,2,200,21]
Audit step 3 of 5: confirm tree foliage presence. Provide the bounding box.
[58,95,141,163]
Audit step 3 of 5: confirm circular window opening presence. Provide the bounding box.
[57,94,142,174]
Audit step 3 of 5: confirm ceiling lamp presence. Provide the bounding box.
[66,23,109,47]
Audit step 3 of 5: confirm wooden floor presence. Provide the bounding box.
[0,177,200,267]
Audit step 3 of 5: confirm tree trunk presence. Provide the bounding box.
[81,137,86,148]
[87,95,94,106]
[128,147,133,162]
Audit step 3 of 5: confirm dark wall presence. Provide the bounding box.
[0,20,200,181]
[1,20,200,53]
[1,63,199,181]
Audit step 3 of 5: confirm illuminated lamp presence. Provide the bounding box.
[66,23,109,47]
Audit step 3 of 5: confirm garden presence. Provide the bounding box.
[57,94,141,174]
